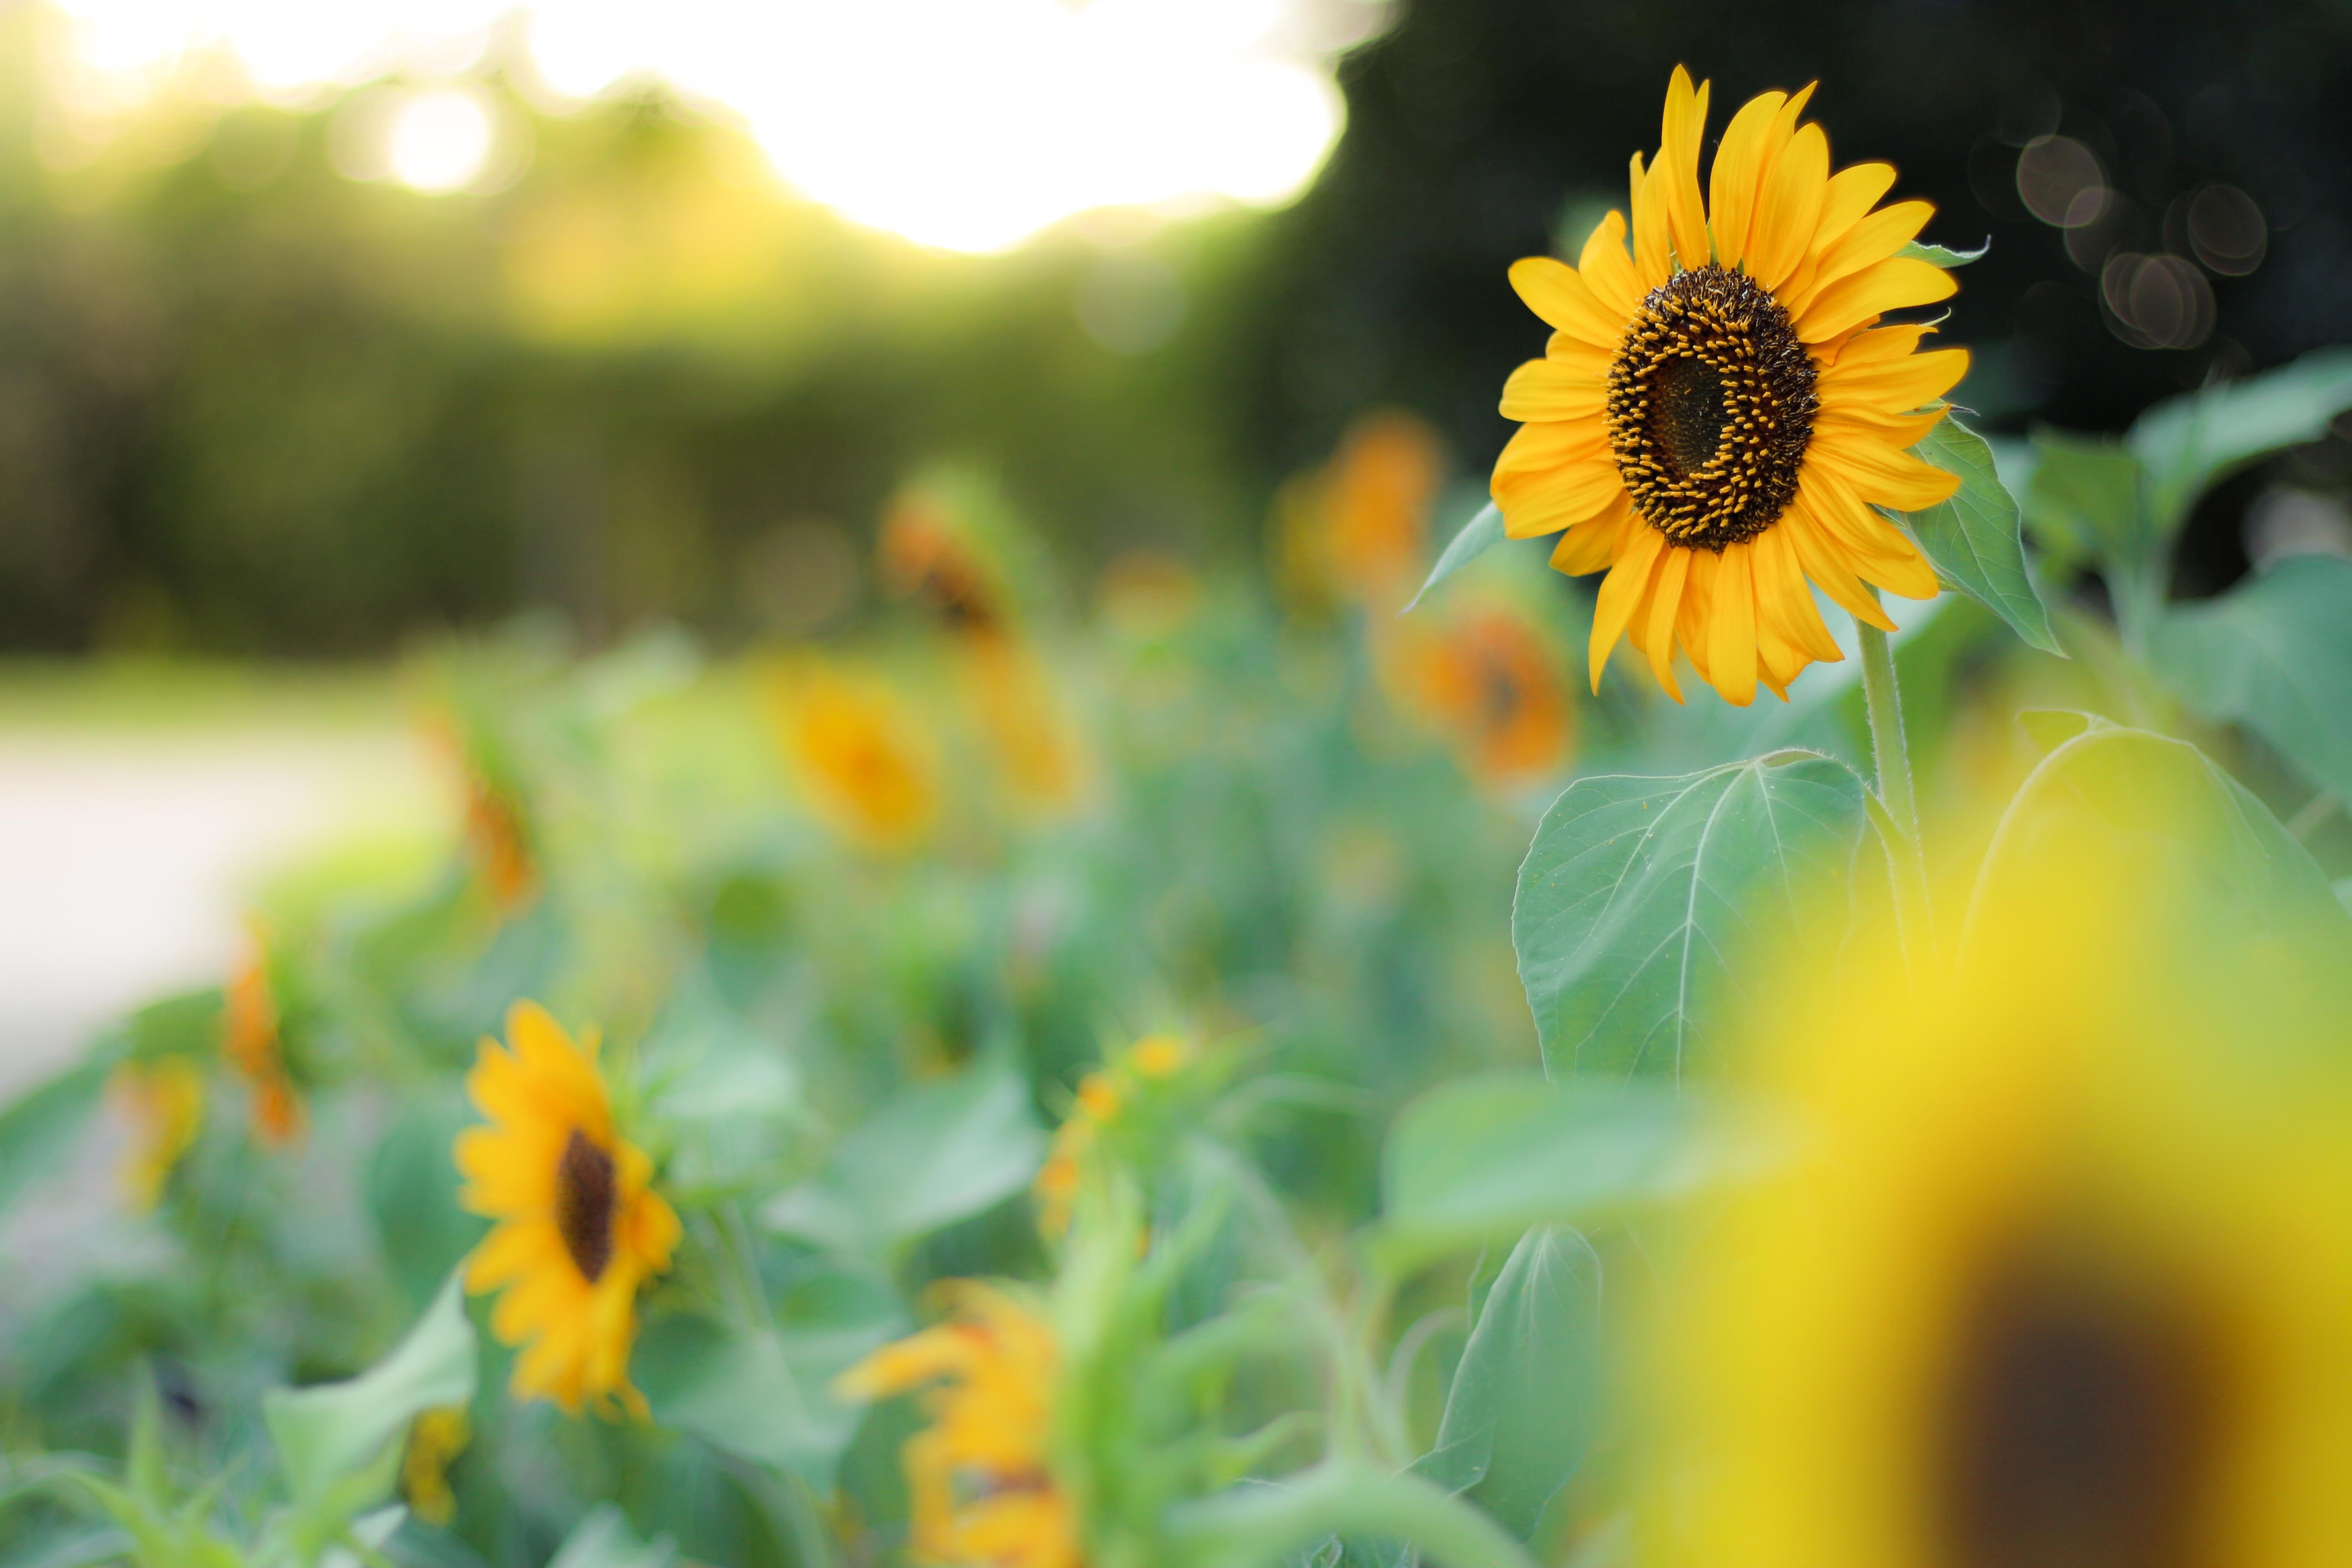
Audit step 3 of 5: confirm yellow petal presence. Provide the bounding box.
[1706,540,1760,706]
[1815,405,1948,446]
[1578,210,1643,318]
[1783,502,1895,632]
[1808,200,1936,297]
[1629,150,1671,288]
[1748,122,1830,291]
[1808,428,1964,511]
[1551,493,1633,576]
[1658,67,1713,270]
[1810,162,1896,255]
[1509,257,1627,349]
[1493,428,1622,537]
[1589,521,1664,691]
[1642,545,1694,702]
[1798,255,1957,343]
[1500,358,1608,421]
[1706,89,1788,273]
[1819,345,1970,412]
[1754,522,1844,664]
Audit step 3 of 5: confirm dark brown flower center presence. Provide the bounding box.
[554,1129,617,1283]
[1937,1250,2228,1568]
[1605,264,1817,550]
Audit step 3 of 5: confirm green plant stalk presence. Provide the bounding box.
[1857,617,1933,946]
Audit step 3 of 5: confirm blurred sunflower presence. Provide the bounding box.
[456,1001,680,1416]
[836,1283,1080,1568]
[113,1057,202,1212]
[1670,854,2352,1567]
[1383,598,1574,787]
[1323,410,1445,610]
[772,663,939,851]
[400,1405,470,1525]
[1035,1035,1193,1238]
[222,925,303,1146]
[1495,67,1968,705]
[882,485,1013,641]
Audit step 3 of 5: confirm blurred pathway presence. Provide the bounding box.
[0,728,441,1099]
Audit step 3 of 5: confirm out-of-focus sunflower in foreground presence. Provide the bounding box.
[1495,67,1969,705]
[457,1001,680,1415]
[837,1283,1080,1568]
[1667,849,2352,1567]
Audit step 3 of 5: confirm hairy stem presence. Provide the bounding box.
[1857,616,1933,946]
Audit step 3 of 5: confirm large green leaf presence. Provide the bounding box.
[264,1270,477,1507]
[1414,1227,1603,1541]
[0,1060,111,1218]
[2129,347,2352,541]
[1166,1463,1535,1568]
[366,1091,485,1314]
[1895,415,2061,654]
[1968,725,2351,950]
[2021,428,2144,573]
[1405,503,1504,612]
[1513,753,1874,1079]
[1376,1074,1710,1267]
[637,1267,901,1488]
[762,1053,1044,1253]
[2149,554,2352,802]
[546,1506,676,1568]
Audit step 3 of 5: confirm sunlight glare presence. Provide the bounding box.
[49,0,1373,251]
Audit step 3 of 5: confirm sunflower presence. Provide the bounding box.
[456,1001,680,1415]
[771,662,939,851]
[399,1405,470,1526]
[113,1057,203,1212]
[836,1283,1081,1568]
[222,925,303,1146]
[1666,851,2352,1567]
[1034,1035,1196,1239]
[1382,593,1574,787]
[1494,68,1968,705]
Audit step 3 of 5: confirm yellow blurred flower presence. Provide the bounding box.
[1034,1037,1198,1238]
[772,662,940,852]
[455,1002,681,1416]
[835,1283,1080,1568]
[113,1057,203,1212]
[1127,1034,1188,1080]
[1667,853,2352,1567]
[1494,69,1969,705]
[970,638,1090,816]
[882,485,1014,641]
[400,1405,470,1526]
[423,708,538,910]
[1318,411,1446,612]
[1382,597,1575,787]
[222,925,303,1147]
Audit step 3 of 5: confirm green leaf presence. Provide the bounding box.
[367,1092,486,1314]
[2149,554,2352,801]
[2015,708,2118,755]
[637,1267,901,1489]
[2020,428,2145,573]
[264,1270,477,1507]
[1376,1075,1714,1267]
[1166,1462,1536,1568]
[1896,238,1988,267]
[1512,752,1873,1079]
[1895,415,2061,654]
[0,1060,111,1218]
[547,1506,676,1568]
[1404,504,1504,612]
[2129,347,2352,542]
[762,1054,1044,1253]
[1969,725,2352,948]
[1415,1227,1603,1540]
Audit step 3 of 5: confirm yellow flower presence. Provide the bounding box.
[772,662,939,852]
[882,485,1013,641]
[1494,68,1968,706]
[113,1058,203,1212]
[1666,853,2352,1567]
[1313,411,1447,612]
[222,926,303,1147]
[1126,1034,1188,1080]
[836,1283,1081,1568]
[1382,596,1575,786]
[400,1405,470,1525]
[455,1001,681,1416]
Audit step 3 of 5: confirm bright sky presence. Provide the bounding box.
[48,0,1382,251]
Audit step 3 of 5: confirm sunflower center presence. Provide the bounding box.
[1605,264,1817,551]
[1937,1253,2226,1568]
[553,1130,617,1283]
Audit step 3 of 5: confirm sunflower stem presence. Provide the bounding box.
[1856,614,1932,944]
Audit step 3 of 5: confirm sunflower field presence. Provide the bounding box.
[10,61,2352,1568]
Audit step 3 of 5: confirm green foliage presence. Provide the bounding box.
[264,1272,477,1509]
[1511,753,1875,1078]
[1404,505,1505,612]
[2151,555,2352,803]
[1896,416,2061,655]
